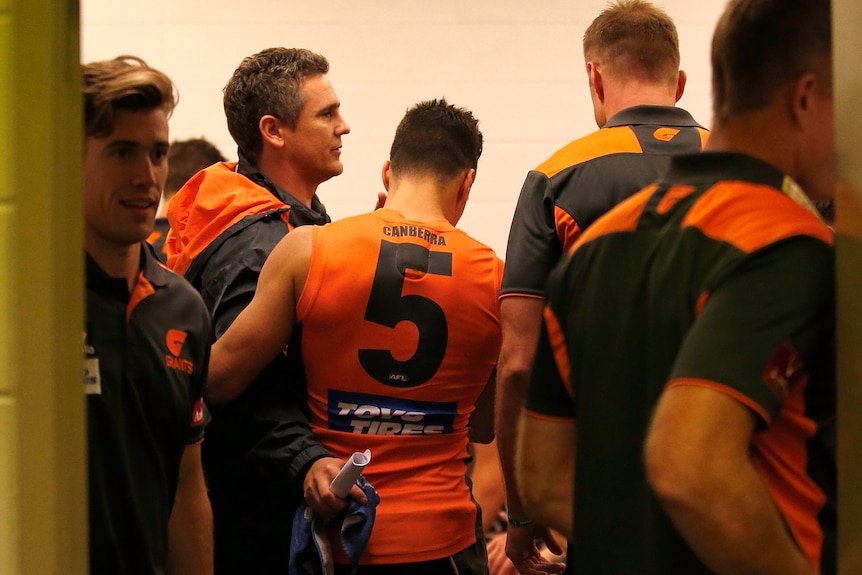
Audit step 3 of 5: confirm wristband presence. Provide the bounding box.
[506,513,533,526]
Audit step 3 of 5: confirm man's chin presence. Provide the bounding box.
[324,164,345,180]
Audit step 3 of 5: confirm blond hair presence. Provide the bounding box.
[583,0,680,85]
[83,55,176,138]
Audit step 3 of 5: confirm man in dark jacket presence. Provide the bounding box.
[166,47,361,575]
[147,137,226,262]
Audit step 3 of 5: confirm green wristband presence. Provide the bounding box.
[506,513,533,526]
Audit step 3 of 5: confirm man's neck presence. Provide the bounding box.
[602,82,679,123]
[86,238,141,292]
[705,110,793,177]
[256,156,317,208]
[384,179,455,224]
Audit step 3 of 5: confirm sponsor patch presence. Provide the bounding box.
[191,398,205,426]
[328,389,458,435]
[84,357,102,395]
[83,332,101,395]
[762,340,806,401]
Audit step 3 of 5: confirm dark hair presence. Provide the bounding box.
[711,0,831,123]
[223,47,329,164]
[583,0,680,85]
[389,98,483,183]
[83,55,176,138]
[165,138,226,196]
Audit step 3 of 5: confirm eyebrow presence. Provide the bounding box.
[104,139,169,150]
[317,102,340,115]
[105,139,142,149]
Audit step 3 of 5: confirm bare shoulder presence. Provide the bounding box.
[268,224,315,266]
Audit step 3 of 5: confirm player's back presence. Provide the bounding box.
[297,207,503,564]
[541,153,835,574]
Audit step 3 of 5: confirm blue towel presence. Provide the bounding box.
[289,476,380,575]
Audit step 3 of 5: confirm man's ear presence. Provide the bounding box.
[458,168,476,203]
[790,72,819,130]
[259,115,285,149]
[675,70,687,102]
[381,160,392,191]
[587,62,605,102]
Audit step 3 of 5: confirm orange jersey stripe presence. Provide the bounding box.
[656,185,696,215]
[573,184,658,250]
[536,126,644,178]
[698,127,710,148]
[751,378,826,570]
[694,291,709,318]
[146,229,163,245]
[681,181,834,253]
[127,271,156,321]
[556,206,582,254]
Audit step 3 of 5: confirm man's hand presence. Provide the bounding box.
[487,535,520,575]
[302,457,368,523]
[504,523,565,575]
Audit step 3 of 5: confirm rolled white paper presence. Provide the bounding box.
[329,449,372,498]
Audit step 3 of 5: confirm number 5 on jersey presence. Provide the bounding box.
[359,240,452,388]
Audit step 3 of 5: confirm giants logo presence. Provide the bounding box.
[653,127,680,142]
[166,329,187,356]
[165,329,194,374]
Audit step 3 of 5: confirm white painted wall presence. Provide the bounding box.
[81,0,727,257]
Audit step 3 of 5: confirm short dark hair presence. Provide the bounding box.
[223,47,329,164]
[83,55,176,139]
[711,0,831,123]
[165,138,226,197]
[583,0,680,85]
[389,98,483,183]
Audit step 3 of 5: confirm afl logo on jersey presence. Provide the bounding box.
[653,127,680,142]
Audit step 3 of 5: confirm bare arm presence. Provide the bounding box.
[516,413,574,541]
[497,297,564,574]
[469,368,496,444]
[645,385,816,575]
[206,227,313,406]
[468,440,506,532]
[166,443,213,575]
[496,296,544,516]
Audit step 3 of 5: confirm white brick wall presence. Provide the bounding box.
[81,0,727,256]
